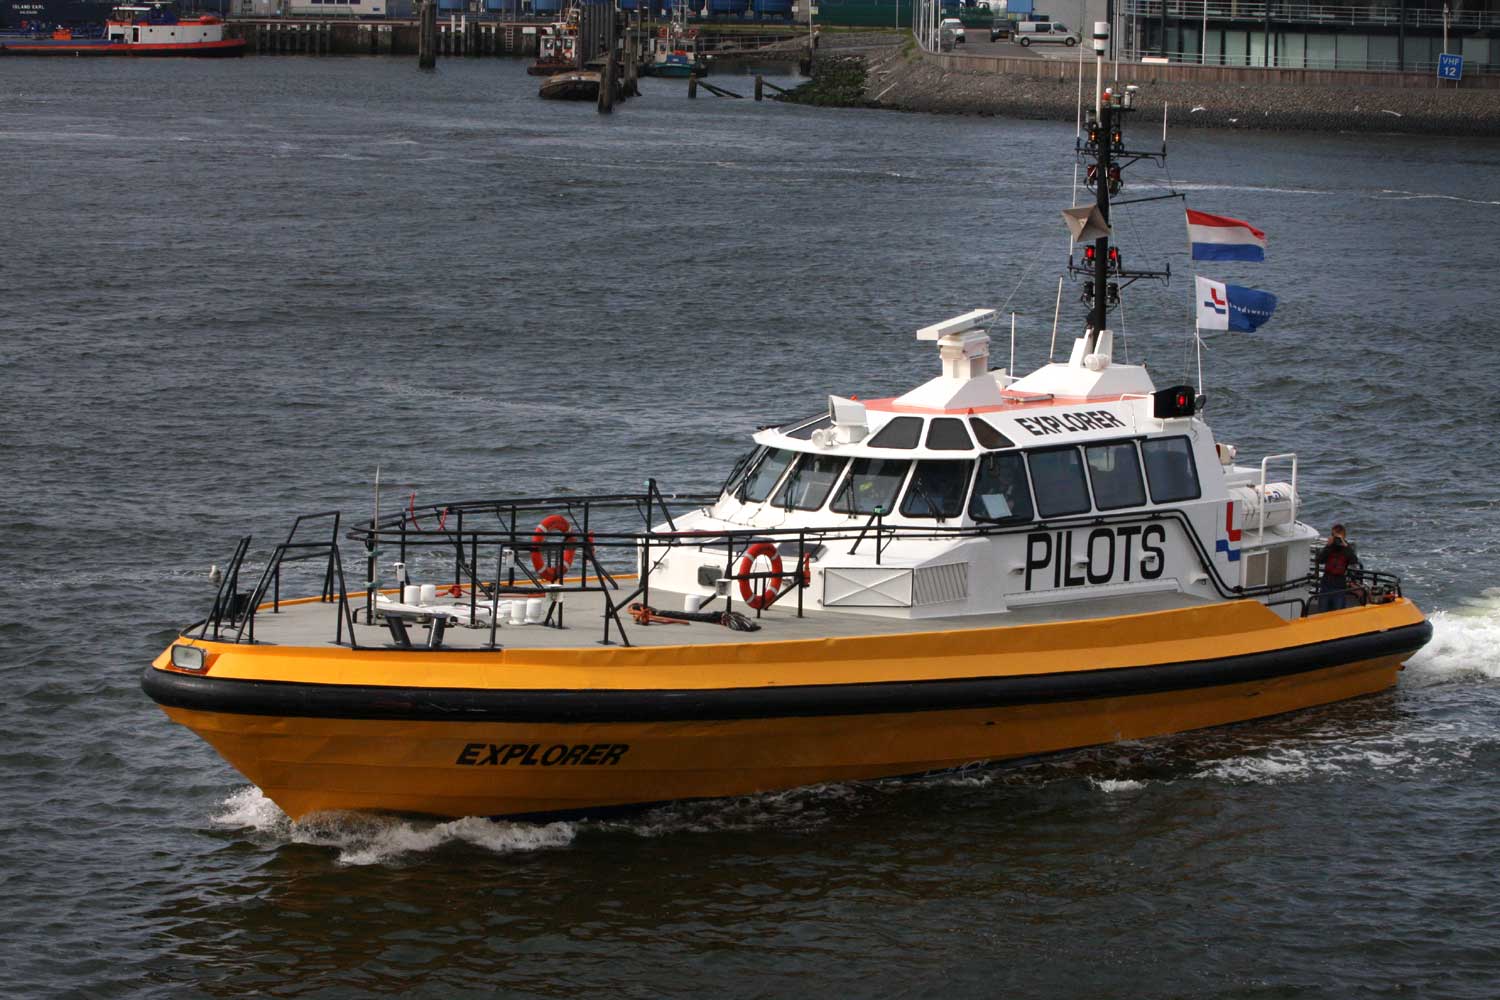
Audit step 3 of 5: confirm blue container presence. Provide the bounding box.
[437,0,464,11]
[532,0,562,13]
[753,0,788,16]
[706,0,742,13]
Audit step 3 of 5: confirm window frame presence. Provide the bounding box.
[771,452,850,512]
[968,449,1035,525]
[899,459,976,520]
[867,416,924,450]
[1140,434,1203,505]
[830,456,916,516]
[737,447,798,505]
[1083,439,1148,512]
[924,417,974,452]
[1026,445,1094,520]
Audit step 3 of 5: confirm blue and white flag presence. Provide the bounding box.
[1186,209,1267,262]
[1196,275,1278,331]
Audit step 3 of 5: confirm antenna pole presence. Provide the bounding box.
[1050,275,1063,361]
[1009,312,1016,376]
[1090,20,1110,339]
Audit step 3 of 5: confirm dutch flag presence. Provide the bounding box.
[1186,209,1267,262]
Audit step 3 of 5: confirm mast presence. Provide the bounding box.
[1090,20,1111,339]
[1069,21,1170,352]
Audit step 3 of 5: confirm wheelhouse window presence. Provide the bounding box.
[1141,436,1202,503]
[900,461,973,519]
[782,413,832,440]
[720,447,763,498]
[772,453,848,511]
[1027,446,1092,518]
[1086,442,1146,511]
[970,451,1033,523]
[925,418,973,451]
[868,416,923,449]
[969,417,1015,450]
[832,458,911,515]
[739,447,795,504]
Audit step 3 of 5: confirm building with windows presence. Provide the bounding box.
[1121,0,1498,72]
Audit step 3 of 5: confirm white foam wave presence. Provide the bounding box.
[1374,189,1500,206]
[211,787,575,866]
[1090,778,1147,793]
[1403,591,1500,686]
[1193,743,1422,785]
[1133,180,1324,196]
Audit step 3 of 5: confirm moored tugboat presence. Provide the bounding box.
[644,3,705,77]
[527,2,578,77]
[143,22,1431,822]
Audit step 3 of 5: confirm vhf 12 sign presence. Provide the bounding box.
[1438,53,1463,81]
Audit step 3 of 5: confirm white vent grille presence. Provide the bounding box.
[913,562,968,606]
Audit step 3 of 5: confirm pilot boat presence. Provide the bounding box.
[143,29,1431,822]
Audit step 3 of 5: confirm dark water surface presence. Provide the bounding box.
[3,56,1500,998]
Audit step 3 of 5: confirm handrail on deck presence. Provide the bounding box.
[183,482,1410,650]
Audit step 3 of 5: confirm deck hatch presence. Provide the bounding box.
[823,566,914,607]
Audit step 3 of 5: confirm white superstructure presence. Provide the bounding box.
[651,314,1312,621]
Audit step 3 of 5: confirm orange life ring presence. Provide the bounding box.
[686,27,698,38]
[737,542,788,610]
[531,514,577,583]
[658,25,668,37]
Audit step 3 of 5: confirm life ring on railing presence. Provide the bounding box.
[737,543,812,611]
[531,514,578,583]
[658,25,668,37]
[737,542,783,610]
[686,27,698,38]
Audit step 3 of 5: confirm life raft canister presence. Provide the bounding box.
[736,542,809,610]
[531,514,584,583]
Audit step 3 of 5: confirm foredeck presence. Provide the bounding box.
[229,586,1217,652]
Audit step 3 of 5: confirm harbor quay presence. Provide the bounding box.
[783,43,1500,137]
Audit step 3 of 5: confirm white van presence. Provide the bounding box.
[1013,21,1077,45]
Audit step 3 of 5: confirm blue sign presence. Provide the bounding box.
[1438,53,1463,81]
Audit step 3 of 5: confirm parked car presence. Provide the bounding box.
[939,17,966,43]
[1013,20,1077,45]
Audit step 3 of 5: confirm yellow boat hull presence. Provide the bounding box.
[144,598,1431,820]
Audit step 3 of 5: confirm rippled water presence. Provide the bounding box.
[3,55,1500,998]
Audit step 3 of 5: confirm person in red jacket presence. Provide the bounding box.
[1314,523,1361,612]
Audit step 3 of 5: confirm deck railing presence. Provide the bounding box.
[184,483,1404,651]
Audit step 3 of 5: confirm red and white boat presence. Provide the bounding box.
[0,4,245,56]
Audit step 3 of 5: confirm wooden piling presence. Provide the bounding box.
[418,0,436,69]
[755,75,763,100]
[688,75,697,98]
[598,47,615,113]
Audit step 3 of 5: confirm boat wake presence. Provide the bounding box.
[1400,589,1500,686]
[1373,189,1500,206]
[211,787,576,866]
